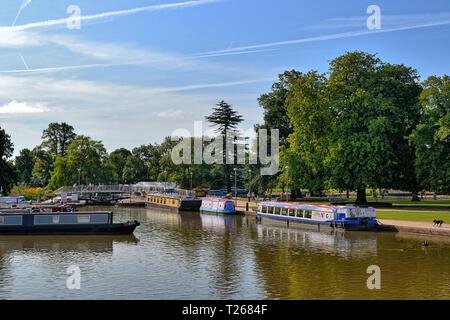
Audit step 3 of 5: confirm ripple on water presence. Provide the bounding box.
[0,207,448,299]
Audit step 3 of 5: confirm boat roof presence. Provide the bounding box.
[258,201,344,212]
[0,196,26,203]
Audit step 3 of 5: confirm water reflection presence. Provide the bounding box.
[257,224,378,258]
[0,235,138,253]
[0,207,448,299]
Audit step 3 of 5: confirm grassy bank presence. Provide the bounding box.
[376,210,450,223]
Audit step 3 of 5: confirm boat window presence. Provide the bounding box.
[274,207,281,215]
[52,216,60,224]
[281,208,288,216]
[78,215,91,223]
[289,209,295,217]
[304,210,312,219]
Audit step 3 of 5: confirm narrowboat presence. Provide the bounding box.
[0,211,140,235]
[0,196,29,210]
[256,202,378,231]
[200,198,238,215]
[145,194,202,212]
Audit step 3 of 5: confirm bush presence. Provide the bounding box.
[9,185,48,201]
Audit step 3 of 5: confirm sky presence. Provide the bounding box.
[0,0,450,156]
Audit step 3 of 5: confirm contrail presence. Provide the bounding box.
[12,0,32,27]
[2,0,222,32]
[204,19,450,54]
[0,48,276,74]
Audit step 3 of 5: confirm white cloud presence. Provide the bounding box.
[0,100,50,114]
[156,109,185,118]
[0,74,263,155]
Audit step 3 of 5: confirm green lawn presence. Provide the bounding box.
[376,210,450,222]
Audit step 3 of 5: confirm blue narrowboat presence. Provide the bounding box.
[200,198,237,215]
[0,211,140,235]
[256,202,378,231]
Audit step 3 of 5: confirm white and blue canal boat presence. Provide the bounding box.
[200,198,237,215]
[256,202,378,231]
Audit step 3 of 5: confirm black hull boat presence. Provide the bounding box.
[0,211,140,236]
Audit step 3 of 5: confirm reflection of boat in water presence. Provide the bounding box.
[257,202,378,231]
[257,224,378,258]
[0,234,138,253]
[200,214,238,233]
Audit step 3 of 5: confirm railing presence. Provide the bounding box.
[55,185,134,194]
[55,184,178,195]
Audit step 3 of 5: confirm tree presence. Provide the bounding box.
[41,122,76,157]
[108,148,132,183]
[206,100,244,192]
[31,146,53,186]
[65,135,110,185]
[326,52,422,204]
[286,71,331,195]
[47,156,70,190]
[255,71,303,197]
[0,126,16,193]
[15,148,35,184]
[411,76,450,194]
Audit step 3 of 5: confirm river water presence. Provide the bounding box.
[0,206,448,299]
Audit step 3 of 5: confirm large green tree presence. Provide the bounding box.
[326,52,422,204]
[0,126,16,194]
[206,101,244,192]
[15,148,35,184]
[108,148,132,184]
[285,71,331,194]
[41,122,76,157]
[411,75,450,194]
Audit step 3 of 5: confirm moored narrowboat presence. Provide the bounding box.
[256,202,378,231]
[0,211,140,235]
[200,198,238,215]
[145,194,202,212]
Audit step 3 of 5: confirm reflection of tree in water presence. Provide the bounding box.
[251,225,450,299]
[199,214,248,298]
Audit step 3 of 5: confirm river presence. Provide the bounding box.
[0,206,448,299]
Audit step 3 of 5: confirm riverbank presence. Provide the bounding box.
[378,219,450,237]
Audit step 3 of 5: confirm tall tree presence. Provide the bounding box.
[256,70,302,197]
[206,100,244,192]
[15,148,35,184]
[108,148,132,184]
[0,126,16,194]
[31,146,53,186]
[327,52,422,204]
[411,75,450,194]
[65,135,110,185]
[257,70,302,147]
[286,71,331,194]
[41,122,76,157]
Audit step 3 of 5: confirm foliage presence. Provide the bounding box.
[410,76,450,193]
[10,185,46,200]
[0,126,16,193]
[15,148,34,184]
[206,100,244,192]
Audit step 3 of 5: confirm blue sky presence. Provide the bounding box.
[1,0,450,155]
